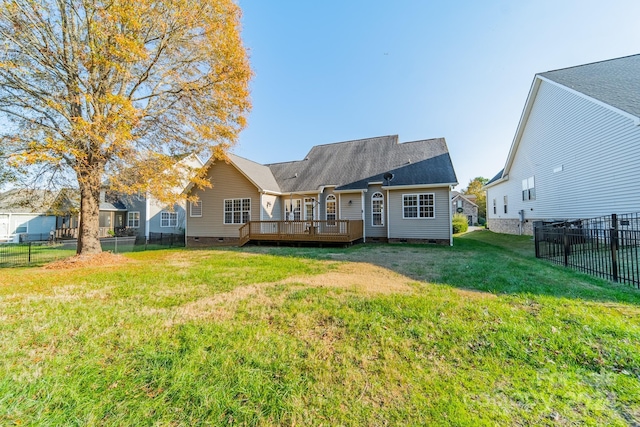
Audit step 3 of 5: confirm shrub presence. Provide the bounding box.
[452,213,469,234]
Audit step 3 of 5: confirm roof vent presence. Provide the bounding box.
[294,173,298,178]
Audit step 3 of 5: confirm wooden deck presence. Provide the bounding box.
[239,220,363,246]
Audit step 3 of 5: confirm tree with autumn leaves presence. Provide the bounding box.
[0,0,251,254]
[462,176,488,223]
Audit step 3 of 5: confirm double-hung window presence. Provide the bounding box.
[372,192,384,226]
[224,198,250,224]
[522,176,536,201]
[161,211,178,227]
[127,211,140,228]
[403,194,434,219]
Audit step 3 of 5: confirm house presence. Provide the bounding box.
[118,153,204,240]
[185,135,458,246]
[0,188,74,242]
[451,191,478,226]
[485,54,640,235]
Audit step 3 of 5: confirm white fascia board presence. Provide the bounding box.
[333,188,367,193]
[368,181,384,185]
[538,75,640,126]
[503,77,542,177]
[381,183,457,190]
[482,174,509,190]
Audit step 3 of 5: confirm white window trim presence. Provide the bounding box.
[325,194,337,226]
[190,201,202,217]
[160,211,178,228]
[371,192,384,227]
[223,198,251,225]
[284,198,301,221]
[402,193,435,219]
[127,211,140,228]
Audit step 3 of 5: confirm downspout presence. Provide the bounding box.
[361,191,366,243]
[386,189,390,240]
[145,192,150,241]
[449,187,454,246]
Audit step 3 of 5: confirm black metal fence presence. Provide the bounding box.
[1,233,185,268]
[534,213,640,288]
[147,232,185,247]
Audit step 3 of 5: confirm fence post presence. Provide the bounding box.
[115,236,118,254]
[533,222,540,258]
[563,226,569,266]
[610,213,619,282]
[28,241,32,264]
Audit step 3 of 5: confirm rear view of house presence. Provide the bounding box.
[485,54,640,234]
[185,135,458,246]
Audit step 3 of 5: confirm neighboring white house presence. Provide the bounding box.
[485,54,640,235]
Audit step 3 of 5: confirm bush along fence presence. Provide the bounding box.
[534,213,640,288]
[0,233,185,268]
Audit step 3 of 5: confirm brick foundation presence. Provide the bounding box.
[186,236,239,247]
[388,238,450,245]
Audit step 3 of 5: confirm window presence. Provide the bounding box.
[493,199,497,215]
[15,223,27,233]
[224,198,250,224]
[503,196,508,214]
[304,198,315,220]
[456,199,463,209]
[161,211,178,228]
[284,199,301,220]
[372,192,384,226]
[127,211,140,228]
[326,194,336,226]
[522,176,536,201]
[403,193,434,219]
[190,201,202,217]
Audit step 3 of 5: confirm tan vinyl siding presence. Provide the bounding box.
[388,187,451,240]
[487,79,640,231]
[364,184,387,238]
[187,161,260,238]
[339,192,363,220]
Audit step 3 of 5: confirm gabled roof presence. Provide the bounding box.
[540,54,640,119]
[267,135,457,192]
[451,192,478,207]
[0,188,73,214]
[227,153,281,193]
[486,54,640,189]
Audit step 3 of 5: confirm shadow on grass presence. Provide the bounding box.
[227,230,640,306]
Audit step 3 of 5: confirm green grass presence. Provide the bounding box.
[1,232,640,425]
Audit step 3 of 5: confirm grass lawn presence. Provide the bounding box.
[1,231,639,426]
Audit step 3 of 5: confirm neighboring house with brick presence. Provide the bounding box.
[451,191,478,226]
[185,135,458,246]
[485,54,640,235]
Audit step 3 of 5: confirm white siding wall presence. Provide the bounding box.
[387,187,451,240]
[488,80,640,224]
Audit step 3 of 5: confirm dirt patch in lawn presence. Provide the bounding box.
[169,262,417,325]
[43,252,131,270]
[279,262,416,295]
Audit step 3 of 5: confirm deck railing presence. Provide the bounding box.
[239,220,363,246]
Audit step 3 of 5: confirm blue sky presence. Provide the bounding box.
[234,0,640,190]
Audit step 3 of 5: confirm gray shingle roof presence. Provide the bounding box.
[0,189,62,213]
[227,153,282,192]
[539,54,640,119]
[486,169,504,185]
[266,135,457,192]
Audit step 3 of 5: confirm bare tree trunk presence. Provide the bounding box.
[76,168,103,255]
